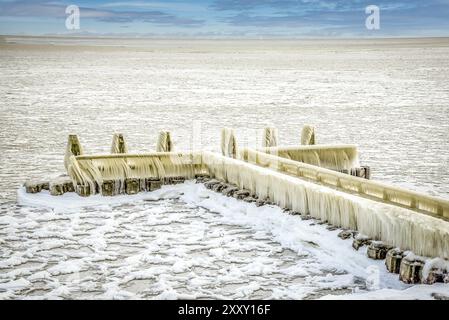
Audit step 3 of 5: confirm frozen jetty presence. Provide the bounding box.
[22,127,449,284]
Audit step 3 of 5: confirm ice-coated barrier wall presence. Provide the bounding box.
[67,152,205,194]
[64,146,449,258]
[239,148,449,219]
[202,151,449,259]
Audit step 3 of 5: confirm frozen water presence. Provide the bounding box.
[6,182,445,300]
[1,37,449,299]
[0,37,448,201]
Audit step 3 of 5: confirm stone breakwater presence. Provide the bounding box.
[23,175,188,197]
[197,175,449,286]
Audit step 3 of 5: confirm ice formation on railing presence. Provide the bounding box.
[64,134,83,170]
[111,133,128,154]
[201,151,449,259]
[45,130,449,260]
[262,127,279,148]
[240,148,449,219]
[67,152,204,195]
[258,144,360,171]
[301,125,316,145]
[221,128,238,158]
[156,131,173,152]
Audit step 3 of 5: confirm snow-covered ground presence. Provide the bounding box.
[0,182,445,299]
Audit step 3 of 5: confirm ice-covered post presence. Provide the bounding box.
[64,134,83,170]
[301,125,316,145]
[221,128,238,158]
[157,131,173,152]
[111,133,128,154]
[262,127,278,148]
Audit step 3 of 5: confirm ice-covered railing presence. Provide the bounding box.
[239,148,449,219]
[63,131,449,219]
[226,127,367,176]
[67,152,205,196]
[257,144,360,172]
[201,151,449,259]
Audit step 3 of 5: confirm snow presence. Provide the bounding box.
[1,182,447,299]
[320,284,449,300]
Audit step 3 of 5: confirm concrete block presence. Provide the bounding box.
[50,183,64,196]
[212,182,226,192]
[24,180,50,194]
[423,268,447,285]
[146,179,162,192]
[385,249,404,274]
[125,178,139,195]
[338,230,354,240]
[367,242,394,260]
[204,179,220,189]
[76,185,91,197]
[352,236,372,250]
[222,185,238,197]
[399,258,424,284]
[163,177,185,185]
[102,180,119,196]
[233,189,251,200]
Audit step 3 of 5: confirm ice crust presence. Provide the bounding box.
[2,182,446,299]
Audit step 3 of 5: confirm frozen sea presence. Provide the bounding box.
[0,36,448,299]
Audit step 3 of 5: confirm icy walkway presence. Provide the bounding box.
[0,182,447,299]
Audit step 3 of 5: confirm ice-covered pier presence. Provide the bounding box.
[22,127,449,285]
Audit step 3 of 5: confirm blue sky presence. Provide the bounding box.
[1,0,449,37]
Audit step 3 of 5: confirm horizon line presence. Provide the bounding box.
[2,34,449,41]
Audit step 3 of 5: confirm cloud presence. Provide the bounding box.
[0,0,204,26]
[211,0,449,36]
[211,0,419,12]
[1,0,448,37]
[212,0,300,11]
[211,0,367,12]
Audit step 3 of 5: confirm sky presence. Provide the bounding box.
[1,0,449,38]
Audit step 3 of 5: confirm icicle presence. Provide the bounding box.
[64,147,449,258]
[111,133,128,154]
[258,145,360,171]
[301,125,316,145]
[66,152,204,196]
[201,151,449,259]
[66,155,101,195]
[240,148,449,219]
[262,127,278,148]
[157,131,173,152]
[64,135,83,170]
[221,128,238,158]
